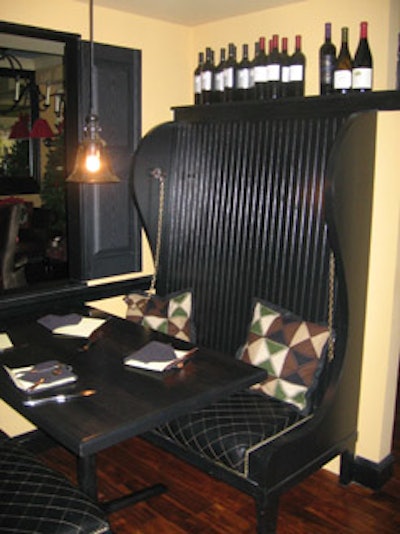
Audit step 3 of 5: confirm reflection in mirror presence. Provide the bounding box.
[0,32,69,292]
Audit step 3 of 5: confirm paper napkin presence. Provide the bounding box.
[4,359,77,393]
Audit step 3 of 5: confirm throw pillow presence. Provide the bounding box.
[124,289,194,342]
[239,299,331,414]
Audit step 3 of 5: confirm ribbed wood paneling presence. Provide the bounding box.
[143,116,345,355]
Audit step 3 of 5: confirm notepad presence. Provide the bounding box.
[124,341,197,372]
[4,360,77,393]
[37,314,106,338]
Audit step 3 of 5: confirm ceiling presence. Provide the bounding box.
[88,0,298,26]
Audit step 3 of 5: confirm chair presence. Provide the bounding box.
[0,434,111,534]
[0,203,27,290]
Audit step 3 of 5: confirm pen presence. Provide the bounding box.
[165,346,198,371]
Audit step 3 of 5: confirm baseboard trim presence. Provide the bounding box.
[352,454,395,490]
[12,429,57,454]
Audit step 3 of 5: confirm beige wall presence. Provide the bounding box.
[358,111,400,462]
[1,0,400,476]
[2,0,192,135]
[192,0,399,94]
[4,0,399,134]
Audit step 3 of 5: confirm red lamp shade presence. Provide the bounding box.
[30,118,55,139]
[9,114,30,139]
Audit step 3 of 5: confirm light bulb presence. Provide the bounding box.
[85,153,101,173]
[66,113,120,183]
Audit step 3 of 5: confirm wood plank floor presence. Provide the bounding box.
[39,390,400,534]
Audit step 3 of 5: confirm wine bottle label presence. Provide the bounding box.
[352,67,372,89]
[289,65,304,82]
[334,70,352,89]
[254,65,268,83]
[201,71,213,91]
[267,63,280,81]
[237,68,251,89]
[215,72,224,92]
[281,66,290,83]
[194,75,202,94]
[249,68,255,88]
[224,67,235,89]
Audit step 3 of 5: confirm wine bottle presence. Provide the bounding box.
[280,37,290,98]
[334,27,352,94]
[352,21,373,92]
[201,47,215,104]
[236,43,251,101]
[267,34,281,99]
[194,52,204,105]
[253,37,269,100]
[214,48,226,103]
[223,43,237,102]
[289,35,306,97]
[248,41,259,100]
[397,32,400,91]
[319,23,336,95]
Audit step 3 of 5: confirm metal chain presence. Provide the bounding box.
[148,168,165,295]
[327,250,336,362]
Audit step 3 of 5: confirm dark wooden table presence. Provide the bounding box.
[0,308,267,512]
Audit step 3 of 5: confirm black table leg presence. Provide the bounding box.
[77,454,98,501]
[77,453,167,513]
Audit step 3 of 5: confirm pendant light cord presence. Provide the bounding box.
[89,0,94,115]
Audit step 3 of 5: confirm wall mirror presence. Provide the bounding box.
[0,35,64,195]
[0,21,79,294]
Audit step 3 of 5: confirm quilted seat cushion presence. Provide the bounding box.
[0,441,110,534]
[154,389,305,477]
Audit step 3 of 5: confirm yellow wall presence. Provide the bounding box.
[3,0,399,134]
[357,111,400,462]
[2,0,192,135]
[192,0,399,95]
[1,0,400,475]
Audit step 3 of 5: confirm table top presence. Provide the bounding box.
[0,308,266,458]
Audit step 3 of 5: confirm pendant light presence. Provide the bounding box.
[67,0,120,183]
[9,114,30,140]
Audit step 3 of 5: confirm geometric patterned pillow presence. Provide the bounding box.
[124,289,194,342]
[239,299,331,414]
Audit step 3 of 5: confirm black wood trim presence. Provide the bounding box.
[0,276,151,318]
[351,454,395,490]
[9,429,57,454]
[174,91,400,122]
[0,21,80,43]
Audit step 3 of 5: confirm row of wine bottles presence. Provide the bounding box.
[322,22,373,95]
[194,21,373,105]
[194,34,305,104]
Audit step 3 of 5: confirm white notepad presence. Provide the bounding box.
[0,333,13,351]
[37,314,106,338]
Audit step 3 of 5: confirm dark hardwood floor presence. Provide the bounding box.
[39,389,400,533]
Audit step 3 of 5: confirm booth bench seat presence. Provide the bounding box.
[129,106,378,532]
